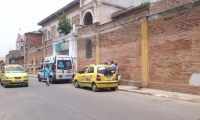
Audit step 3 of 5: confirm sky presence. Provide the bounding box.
[0,0,73,57]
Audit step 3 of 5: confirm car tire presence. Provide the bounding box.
[3,83,7,88]
[0,79,2,85]
[111,87,117,91]
[92,83,98,92]
[74,81,80,88]
[38,75,42,82]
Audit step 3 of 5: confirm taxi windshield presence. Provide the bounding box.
[5,67,25,73]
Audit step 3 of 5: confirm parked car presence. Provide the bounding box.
[73,64,118,92]
[38,55,75,83]
[0,64,28,88]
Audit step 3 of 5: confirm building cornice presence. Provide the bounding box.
[37,0,80,26]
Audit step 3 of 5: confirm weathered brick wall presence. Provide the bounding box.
[99,23,142,86]
[77,36,96,71]
[27,34,42,48]
[46,47,53,57]
[27,52,34,75]
[72,14,80,25]
[78,8,144,86]
[150,0,197,15]
[43,30,47,41]
[51,25,56,39]
[148,1,200,94]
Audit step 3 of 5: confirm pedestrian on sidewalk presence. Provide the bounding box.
[115,62,120,85]
[110,61,117,73]
[43,64,52,86]
[104,62,108,65]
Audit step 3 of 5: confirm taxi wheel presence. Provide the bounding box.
[38,75,41,82]
[0,80,2,85]
[24,84,28,87]
[74,81,80,88]
[3,83,7,88]
[111,87,117,91]
[92,83,98,92]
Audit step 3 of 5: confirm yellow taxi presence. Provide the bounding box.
[0,64,28,88]
[73,64,118,92]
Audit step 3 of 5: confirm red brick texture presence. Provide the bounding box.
[77,36,96,71]
[72,14,80,25]
[148,1,200,95]
[26,34,42,48]
[77,0,200,95]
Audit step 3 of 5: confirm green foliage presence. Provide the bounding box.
[141,2,150,9]
[0,60,4,64]
[57,12,72,35]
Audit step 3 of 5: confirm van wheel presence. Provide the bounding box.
[38,75,41,82]
[74,81,80,88]
[92,83,98,92]
[50,77,54,84]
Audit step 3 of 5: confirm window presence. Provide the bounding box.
[84,12,93,25]
[48,31,51,40]
[86,40,92,58]
[88,66,94,73]
[81,67,88,74]
[57,60,72,69]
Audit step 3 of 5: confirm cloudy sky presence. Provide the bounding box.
[0,0,73,57]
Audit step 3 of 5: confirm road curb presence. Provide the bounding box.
[118,89,200,103]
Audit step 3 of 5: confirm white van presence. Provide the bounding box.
[38,55,75,83]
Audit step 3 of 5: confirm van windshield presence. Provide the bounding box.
[57,60,72,70]
[6,67,25,73]
[97,66,115,75]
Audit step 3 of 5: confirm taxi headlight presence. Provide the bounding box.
[6,76,12,79]
[23,76,28,78]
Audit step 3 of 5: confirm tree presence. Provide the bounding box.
[0,60,4,64]
[57,12,72,35]
[141,2,150,9]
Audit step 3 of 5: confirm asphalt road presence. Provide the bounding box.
[0,77,200,120]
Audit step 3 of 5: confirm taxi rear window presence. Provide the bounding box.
[97,67,114,75]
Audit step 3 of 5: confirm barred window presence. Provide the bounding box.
[86,40,92,58]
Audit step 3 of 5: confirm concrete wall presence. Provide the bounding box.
[98,4,122,24]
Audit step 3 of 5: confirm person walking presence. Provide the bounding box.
[115,63,120,84]
[111,61,117,73]
[43,64,52,86]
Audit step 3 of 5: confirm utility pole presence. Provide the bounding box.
[23,36,26,69]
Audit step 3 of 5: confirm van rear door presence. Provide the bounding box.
[56,56,73,79]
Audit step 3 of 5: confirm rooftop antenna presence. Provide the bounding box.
[19,28,21,34]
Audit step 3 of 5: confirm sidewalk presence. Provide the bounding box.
[28,75,200,103]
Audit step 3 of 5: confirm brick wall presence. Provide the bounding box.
[77,0,200,95]
[43,29,47,41]
[27,52,34,75]
[148,1,200,94]
[27,34,42,48]
[51,25,56,39]
[72,14,80,25]
[77,36,96,71]
[46,47,53,57]
[99,24,142,86]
